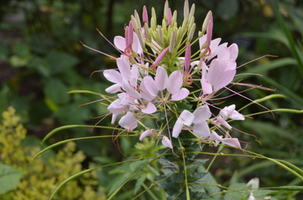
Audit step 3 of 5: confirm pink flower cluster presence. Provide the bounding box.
[94,0,247,151]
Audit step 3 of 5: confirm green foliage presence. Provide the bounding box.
[0,107,103,200]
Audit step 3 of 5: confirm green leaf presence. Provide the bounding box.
[12,43,31,56]
[133,174,146,195]
[45,51,79,74]
[28,57,51,78]
[198,165,221,200]
[0,44,9,60]
[9,55,31,67]
[224,183,250,200]
[0,165,23,194]
[44,79,69,105]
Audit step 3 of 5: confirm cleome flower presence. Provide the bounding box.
[84,0,267,152]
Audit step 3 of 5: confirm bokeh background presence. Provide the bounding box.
[1,0,302,199]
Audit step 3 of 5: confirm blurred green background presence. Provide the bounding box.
[0,0,302,199]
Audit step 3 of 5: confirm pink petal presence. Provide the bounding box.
[201,78,213,95]
[172,121,183,138]
[217,46,230,60]
[140,80,155,101]
[230,111,245,121]
[139,129,154,141]
[119,112,137,131]
[171,88,189,101]
[192,121,211,137]
[216,116,232,130]
[117,58,132,80]
[222,138,241,148]
[192,105,211,124]
[155,66,168,91]
[228,43,238,60]
[114,36,126,52]
[178,110,195,126]
[142,102,157,114]
[167,70,183,94]
[122,80,141,99]
[132,32,143,54]
[209,131,223,147]
[144,76,158,96]
[162,136,173,149]
[105,83,121,93]
[213,69,236,91]
[103,70,123,84]
[219,104,236,120]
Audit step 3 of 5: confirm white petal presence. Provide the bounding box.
[222,138,241,148]
[178,110,195,126]
[192,122,211,137]
[171,88,189,101]
[192,105,211,124]
[114,36,126,52]
[216,116,232,130]
[209,131,223,147]
[139,129,153,141]
[230,111,245,121]
[132,32,143,54]
[219,105,236,120]
[144,76,158,96]
[117,58,132,80]
[167,70,183,94]
[140,80,155,101]
[228,43,238,60]
[172,121,183,138]
[162,136,173,149]
[142,102,157,114]
[105,84,121,93]
[103,70,123,84]
[122,80,141,99]
[119,112,137,131]
[155,66,168,91]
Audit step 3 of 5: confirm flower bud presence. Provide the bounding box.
[187,23,196,42]
[151,7,157,30]
[169,30,176,53]
[188,3,195,20]
[142,5,148,25]
[164,0,169,20]
[202,11,212,32]
[134,10,142,28]
[184,0,189,20]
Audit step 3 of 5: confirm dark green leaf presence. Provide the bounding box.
[44,79,69,105]
[45,51,79,74]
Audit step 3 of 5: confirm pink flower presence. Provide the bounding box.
[172,110,195,138]
[209,131,241,149]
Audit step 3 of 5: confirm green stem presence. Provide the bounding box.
[142,183,158,200]
[178,138,190,200]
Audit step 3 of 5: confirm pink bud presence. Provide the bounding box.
[125,26,129,47]
[167,8,172,26]
[185,43,191,72]
[206,12,213,48]
[142,6,148,25]
[151,47,169,68]
[128,21,133,47]
[183,43,193,85]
